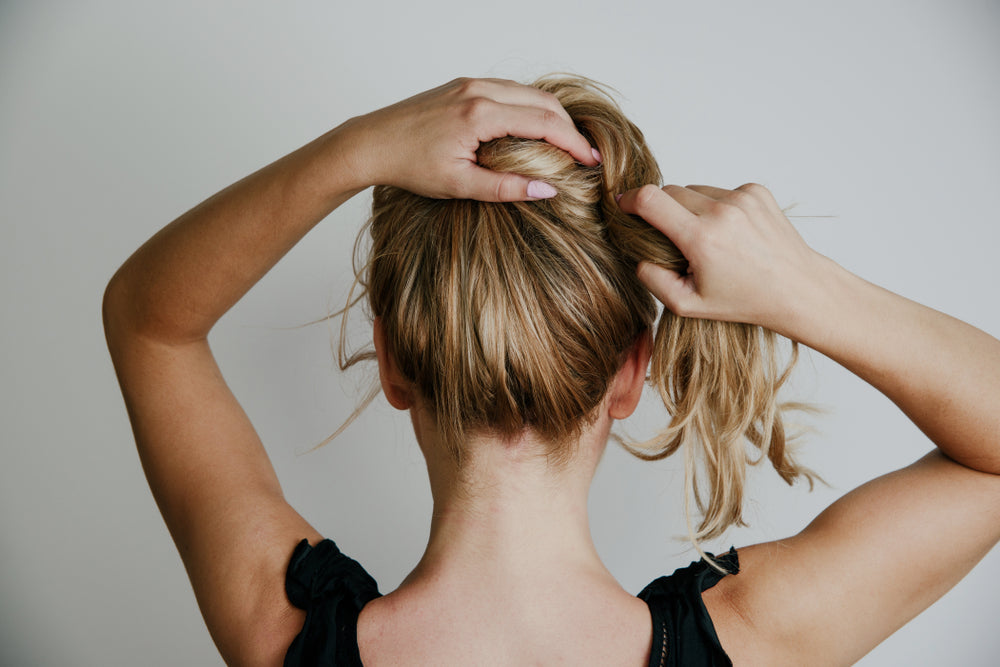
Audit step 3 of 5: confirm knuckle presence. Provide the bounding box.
[635,184,662,209]
[452,77,478,95]
[539,89,560,106]
[722,189,755,209]
[539,107,561,126]
[736,182,768,198]
[707,199,738,220]
[541,91,566,116]
[462,96,492,120]
[739,181,779,210]
[658,289,694,318]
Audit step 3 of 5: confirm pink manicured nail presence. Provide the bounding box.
[527,180,557,199]
[614,193,623,202]
[592,148,602,163]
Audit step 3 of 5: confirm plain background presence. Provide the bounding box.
[2,1,999,664]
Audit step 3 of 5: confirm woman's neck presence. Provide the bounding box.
[403,408,618,587]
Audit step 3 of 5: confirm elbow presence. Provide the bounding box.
[947,449,1000,478]
[102,268,135,351]
[102,265,209,347]
[102,264,155,347]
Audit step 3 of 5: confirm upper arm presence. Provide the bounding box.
[710,450,1000,666]
[105,303,321,665]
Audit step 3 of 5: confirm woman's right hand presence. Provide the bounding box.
[616,182,829,336]
[342,77,600,202]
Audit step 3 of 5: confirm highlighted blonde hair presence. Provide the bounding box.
[340,75,814,550]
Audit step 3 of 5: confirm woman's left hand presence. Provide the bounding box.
[342,77,601,201]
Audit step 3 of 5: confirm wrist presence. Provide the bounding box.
[769,251,859,347]
[307,117,381,201]
[323,110,407,194]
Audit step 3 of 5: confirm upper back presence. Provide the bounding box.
[357,581,655,666]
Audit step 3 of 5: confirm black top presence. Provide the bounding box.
[284,539,738,667]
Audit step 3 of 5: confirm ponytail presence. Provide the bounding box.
[558,73,817,546]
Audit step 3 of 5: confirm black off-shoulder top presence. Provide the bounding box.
[284,539,738,667]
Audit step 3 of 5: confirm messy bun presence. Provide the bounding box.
[341,74,814,550]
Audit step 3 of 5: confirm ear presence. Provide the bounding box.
[608,329,652,420]
[373,317,415,411]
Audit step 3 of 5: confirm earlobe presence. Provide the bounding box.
[608,330,653,420]
[373,317,414,411]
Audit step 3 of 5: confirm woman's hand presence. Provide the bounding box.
[344,77,601,201]
[617,183,827,334]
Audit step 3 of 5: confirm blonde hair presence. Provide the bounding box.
[340,74,814,550]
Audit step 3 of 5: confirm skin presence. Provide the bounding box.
[103,77,1000,666]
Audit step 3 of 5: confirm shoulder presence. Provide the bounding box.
[700,543,790,666]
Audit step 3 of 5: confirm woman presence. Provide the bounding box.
[103,76,1000,666]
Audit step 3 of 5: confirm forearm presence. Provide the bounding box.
[787,253,1000,473]
[104,120,368,343]
[102,79,599,344]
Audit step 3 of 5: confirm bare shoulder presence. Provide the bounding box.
[705,451,1000,666]
[702,542,811,666]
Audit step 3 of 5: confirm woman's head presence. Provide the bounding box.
[365,75,664,465]
[346,74,812,545]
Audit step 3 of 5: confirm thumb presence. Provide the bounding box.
[637,261,702,318]
[459,165,557,202]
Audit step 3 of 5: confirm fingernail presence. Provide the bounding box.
[527,180,557,199]
[592,148,602,163]
[614,193,623,202]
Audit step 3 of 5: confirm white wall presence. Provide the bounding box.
[2,0,998,664]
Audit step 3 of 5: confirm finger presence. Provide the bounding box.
[485,102,600,167]
[457,164,555,202]
[636,261,703,318]
[687,183,778,209]
[683,184,734,200]
[733,182,782,210]
[660,184,724,217]
[471,78,576,126]
[687,183,783,219]
[616,184,696,248]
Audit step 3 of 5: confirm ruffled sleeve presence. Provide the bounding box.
[284,539,382,667]
[637,548,739,667]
